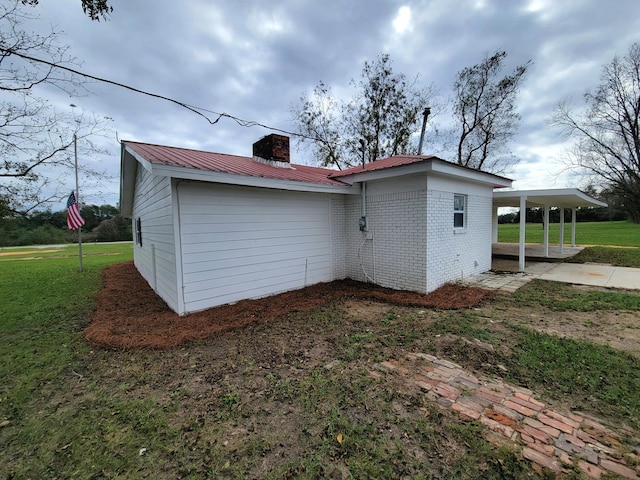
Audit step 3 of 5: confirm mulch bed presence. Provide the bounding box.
[84,261,492,349]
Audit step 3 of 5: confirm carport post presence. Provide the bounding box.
[559,207,565,254]
[571,208,577,246]
[519,195,526,272]
[543,206,549,257]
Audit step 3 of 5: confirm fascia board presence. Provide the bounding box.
[429,160,512,187]
[119,147,137,217]
[337,160,512,188]
[124,146,154,173]
[152,164,358,195]
[493,188,608,208]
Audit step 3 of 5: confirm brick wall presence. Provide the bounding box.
[341,179,428,292]
[332,175,494,294]
[425,178,493,291]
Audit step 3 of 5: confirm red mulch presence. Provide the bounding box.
[83,261,492,350]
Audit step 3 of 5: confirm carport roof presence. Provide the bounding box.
[493,188,607,209]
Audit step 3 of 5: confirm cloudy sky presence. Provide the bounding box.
[26,0,640,206]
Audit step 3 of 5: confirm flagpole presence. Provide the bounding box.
[74,134,83,272]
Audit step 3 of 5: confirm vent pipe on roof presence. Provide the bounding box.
[417,107,431,156]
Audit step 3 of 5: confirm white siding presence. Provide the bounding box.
[330,195,347,280]
[131,166,179,311]
[177,182,333,313]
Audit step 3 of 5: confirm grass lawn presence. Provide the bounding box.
[498,220,640,247]
[2,241,640,478]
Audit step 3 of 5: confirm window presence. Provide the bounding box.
[454,194,466,229]
[135,217,143,246]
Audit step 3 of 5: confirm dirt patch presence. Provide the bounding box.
[0,249,60,256]
[493,304,640,357]
[84,261,493,349]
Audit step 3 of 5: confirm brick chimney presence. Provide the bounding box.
[252,134,291,168]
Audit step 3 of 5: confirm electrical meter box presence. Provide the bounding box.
[359,216,368,232]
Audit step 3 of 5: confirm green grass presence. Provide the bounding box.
[498,220,640,247]
[0,244,189,479]
[0,243,135,476]
[512,279,640,311]
[507,327,640,429]
[568,245,640,267]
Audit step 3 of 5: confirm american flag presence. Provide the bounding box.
[66,191,85,230]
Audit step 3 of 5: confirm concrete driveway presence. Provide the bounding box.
[538,263,640,290]
[470,260,640,292]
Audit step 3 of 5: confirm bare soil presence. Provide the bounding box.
[69,261,640,478]
[84,261,493,349]
[488,301,640,357]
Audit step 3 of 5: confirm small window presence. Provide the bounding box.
[135,217,143,246]
[454,194,466,229]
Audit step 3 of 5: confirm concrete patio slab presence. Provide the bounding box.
[469,259,640,292]
[539,263,640,289]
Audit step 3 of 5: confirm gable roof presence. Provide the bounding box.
[331,154,512,188]
[120,141,513,216]
[330,154,441,176]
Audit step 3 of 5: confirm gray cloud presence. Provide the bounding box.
[24,0,640,205]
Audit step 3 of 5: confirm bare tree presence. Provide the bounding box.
[553,42,640,223]
[452,50,531,173]
[292,54,436,169]
[22,0,112,21]
[0,0,111,215]
[291,82,347,168]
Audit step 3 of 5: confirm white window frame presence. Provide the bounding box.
[454,194,466,232]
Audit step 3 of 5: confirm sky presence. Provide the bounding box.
[23,0,640,207]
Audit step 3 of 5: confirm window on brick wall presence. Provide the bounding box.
[454,194,466,229]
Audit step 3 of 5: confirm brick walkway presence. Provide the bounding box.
[374,353,639,479]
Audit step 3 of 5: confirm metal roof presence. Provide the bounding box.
[122,142,513,194]
[493,188,607,209]
[330,154,512,188]
[329,154,440,177]
[123,141,347,187]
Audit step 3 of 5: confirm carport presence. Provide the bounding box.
[492,188,607,271]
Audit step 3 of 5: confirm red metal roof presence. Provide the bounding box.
[123,141,347,187]
[329,155,439,178]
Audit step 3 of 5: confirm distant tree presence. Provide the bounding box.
[553,42,640,223]
[292,54,436,169]
[22,0,112,21]
[0,0,112,215]
[452,50,531,173]
[93,215,132,242]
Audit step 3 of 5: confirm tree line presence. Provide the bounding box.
[498,205,627,225]
[0,204,131,247]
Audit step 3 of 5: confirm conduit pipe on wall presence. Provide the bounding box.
[358,181,376,283]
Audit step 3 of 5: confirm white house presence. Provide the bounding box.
[120,134,512,315]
